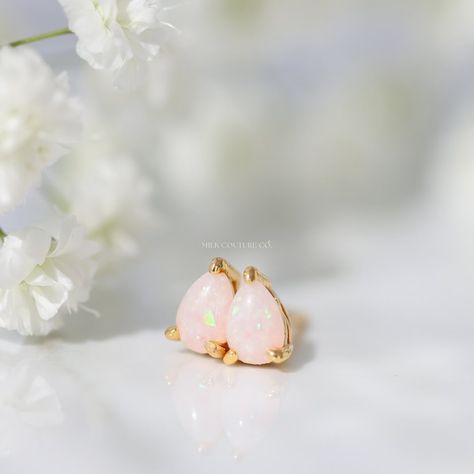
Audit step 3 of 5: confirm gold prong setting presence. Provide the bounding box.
[205,340,227,359]
[209,257,240,293]
[243,265,271,290]
[267,344,293,364]
[223,349,238,365]
[165,325,180,341]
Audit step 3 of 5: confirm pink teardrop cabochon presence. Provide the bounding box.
[176,272,235,353]
[226,281,285,365]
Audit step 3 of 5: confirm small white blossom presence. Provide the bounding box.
[0,216,98,336]
[58,0,169,84]
[0,47,81,215]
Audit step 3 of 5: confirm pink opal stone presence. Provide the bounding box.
[226,281,285,365]
[176,272,234,353]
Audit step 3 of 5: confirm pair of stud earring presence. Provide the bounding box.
[165,257,293,366]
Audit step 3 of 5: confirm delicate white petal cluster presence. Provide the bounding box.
[58,0,166,83]
[53,150,153,266]
[0,47,81,215]
[0,216,98,336]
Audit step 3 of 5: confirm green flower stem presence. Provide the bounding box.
[0,227,6,240]
[8,27,72,48]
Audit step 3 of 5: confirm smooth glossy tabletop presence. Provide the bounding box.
[0,209,473,474]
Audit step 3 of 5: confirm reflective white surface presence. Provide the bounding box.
[0,206,473,474]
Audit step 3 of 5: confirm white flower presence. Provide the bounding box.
[0,47,81,215]
[0,216,98,336]
[51,149,154,266]
[58,0,169,84]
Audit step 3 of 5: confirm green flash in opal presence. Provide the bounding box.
[232,305,239,316]
[203,309,216,327]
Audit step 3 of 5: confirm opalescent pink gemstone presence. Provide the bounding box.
[176,272,234,353]
[226,281,285,365]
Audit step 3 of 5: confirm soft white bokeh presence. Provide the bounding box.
[49,140,154,268]
[432,104,474,267]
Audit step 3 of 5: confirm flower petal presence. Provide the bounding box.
[0,228,50,288]
[29,283,69,321]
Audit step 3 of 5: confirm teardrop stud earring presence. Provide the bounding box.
[165,257,240,357]
[212,265,293,366]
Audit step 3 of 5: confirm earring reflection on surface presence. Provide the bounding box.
[210,265,293,366]
[0,348,64,457]
[165,257,239,358]
[164,355,285,456]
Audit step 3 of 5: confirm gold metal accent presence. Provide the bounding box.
[223,349,238,365]
[242,265,272,288]
[209,257,240,292]
[267,344,293,364]
[165,325,180,341]
[205,340,227,359]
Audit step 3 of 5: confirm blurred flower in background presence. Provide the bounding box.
[0,47,81,215]
[49,139,155,269]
